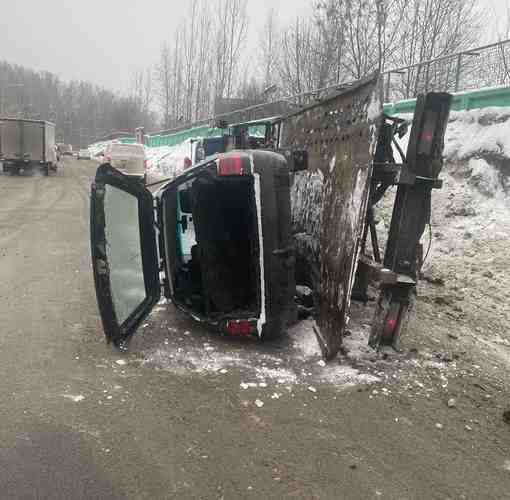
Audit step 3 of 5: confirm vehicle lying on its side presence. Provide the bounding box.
[103,142,147,183]
[0,118,57,175]
[90,150,295,348]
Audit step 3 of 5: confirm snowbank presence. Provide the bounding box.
[88,140,115,159]
[444,107,510,161]
[393,106,510,165]
[145,139,197,179]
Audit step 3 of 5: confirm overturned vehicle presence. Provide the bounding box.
[90,150,295,349]
[90,74,452,358]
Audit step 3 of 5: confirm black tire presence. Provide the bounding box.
[43,165,49,176]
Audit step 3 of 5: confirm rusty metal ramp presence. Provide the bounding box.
[281,75,381,360]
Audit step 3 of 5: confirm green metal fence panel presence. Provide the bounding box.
[384,85,510,115]
[144,126,224,149]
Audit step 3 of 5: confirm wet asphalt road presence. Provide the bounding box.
[0,157,509,499]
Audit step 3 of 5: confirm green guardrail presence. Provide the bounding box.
[119,86,510,148]
[146,125,225,148]
[119,123,267,148]
[384,85,510,115]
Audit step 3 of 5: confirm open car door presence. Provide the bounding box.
[90,163,160,348]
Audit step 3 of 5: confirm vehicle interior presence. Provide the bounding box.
[162,169,260,319]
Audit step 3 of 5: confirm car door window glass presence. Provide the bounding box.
[104,184,146,324]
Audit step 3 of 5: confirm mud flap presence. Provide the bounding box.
[281,75,381,360]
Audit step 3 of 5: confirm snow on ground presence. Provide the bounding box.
[139,315,379,394]
[146,139,198,179]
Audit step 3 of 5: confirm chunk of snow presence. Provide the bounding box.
[62,394,85,402]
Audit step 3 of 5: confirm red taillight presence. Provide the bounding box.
[217,155,243,176]
[184,157,192,169]
[386,318,397,331]
[382,304,400,341]
[144,159,148,170]
[226,320,254,337]
[422,131,433,142]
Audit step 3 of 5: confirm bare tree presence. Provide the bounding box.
[194,2,213,120]
[279,17,315,96]
[314,0,346,85]
[393,0,482,97]
[183,0,198,122]
[258,8,279,90]
[130,68,152,118]
[213,0,248,101]
[155,43,172,128]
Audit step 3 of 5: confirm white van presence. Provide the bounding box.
[104,143,146,183]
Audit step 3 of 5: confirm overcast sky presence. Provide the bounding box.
[0,0,506,93]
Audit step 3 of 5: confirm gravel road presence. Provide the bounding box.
[0,157,509,499]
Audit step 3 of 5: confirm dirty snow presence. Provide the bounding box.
[141,314,379,393]
[62,394,85,402]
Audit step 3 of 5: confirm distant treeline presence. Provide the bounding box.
[146,0,486,130]
[0,61,156,146]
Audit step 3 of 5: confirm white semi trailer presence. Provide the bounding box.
[0,118,57,175]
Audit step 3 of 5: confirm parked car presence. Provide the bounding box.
[103,143,146,183]
[77,149,91,160]
[90,150,295,349]
[61,144,73,156]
